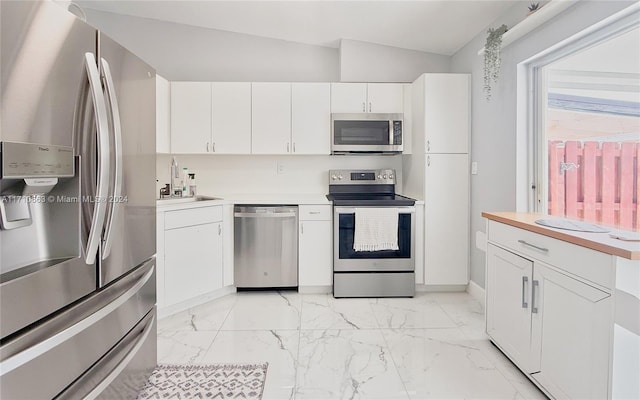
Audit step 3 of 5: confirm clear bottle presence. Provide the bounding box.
[181,167,189,196]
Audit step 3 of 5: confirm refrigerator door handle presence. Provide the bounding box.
[99,58,123,261]
[83,53,111,265]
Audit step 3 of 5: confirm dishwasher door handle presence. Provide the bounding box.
[234,212,297,218]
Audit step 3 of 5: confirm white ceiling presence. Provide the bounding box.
[72,1,520,56]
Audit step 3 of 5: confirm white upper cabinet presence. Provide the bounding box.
[367,83,404,113]
[423,74,470,153]
[251,82,292,154]
[156,75,170,153]
[330,83,368,113]
[331,83,404,113]
[211,82,251,154]
[291,83,331,155]
[170,82,211,154]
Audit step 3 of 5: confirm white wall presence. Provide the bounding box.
[156,154,403,197]
[84,9,339,82]
[340,39,451,82]
[450,0,637,288]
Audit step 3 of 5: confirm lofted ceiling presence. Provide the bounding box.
[69,0,520,56]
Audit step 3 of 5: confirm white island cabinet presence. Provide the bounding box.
[484,212,640,400]
[298,205,333,293]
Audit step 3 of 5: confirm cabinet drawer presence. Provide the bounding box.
[299,205,332,221]
[488,221,614,289]
[165,206,223,230]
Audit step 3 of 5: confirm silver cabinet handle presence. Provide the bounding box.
[287,142,290,153]
[213,142,216,153]
[206,142,210,152]
[293,142,296,153]
[218,224,222,235]
[82,53,111,266]
[427,156,431,167]
[532,280,539,313]
[309,211,321,215]
[300,222,304,235]
[369,102,372,112]
[427,140,430,152]
[522,276,528,308]
[99,58,122,263]
[362,102,366,112]
[518,240,549,252]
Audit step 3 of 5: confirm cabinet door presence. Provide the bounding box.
[424,153,469,285]
[291,83,330,155]
[367,83,404,113]
[156,75,171,153]
[330,83,367,113]
[298,220,333,287]
[251,82,292,154]
[486,244,534,371]
[164,222,221,305]
[531,263,612,400]
[424,74,469,153]
[170,82,211,154]
[222,204,234,287]
[211,82,251,154]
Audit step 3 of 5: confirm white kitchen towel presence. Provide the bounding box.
[353,208,400,251]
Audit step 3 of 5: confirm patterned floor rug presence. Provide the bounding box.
[136,363,269,399]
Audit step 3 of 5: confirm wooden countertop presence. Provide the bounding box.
[482,212,640,260]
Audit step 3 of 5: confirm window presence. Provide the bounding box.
[530,20,639,230]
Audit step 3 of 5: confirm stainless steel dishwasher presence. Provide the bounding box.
[234,205,298,288]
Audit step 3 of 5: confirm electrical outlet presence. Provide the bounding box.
[277,162,285,174]
[471,161,478,175]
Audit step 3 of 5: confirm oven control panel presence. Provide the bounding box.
[329,169,396,184]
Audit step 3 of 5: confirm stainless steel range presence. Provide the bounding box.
[327,169,415,298]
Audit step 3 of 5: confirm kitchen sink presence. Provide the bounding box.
[157,195,223,204]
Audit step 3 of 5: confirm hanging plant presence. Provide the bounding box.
[528,2,541,15]
[483,24,508,101]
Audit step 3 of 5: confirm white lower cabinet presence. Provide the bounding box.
[157,205,226,313]
[486,221,614,400]
[298,205,332,290]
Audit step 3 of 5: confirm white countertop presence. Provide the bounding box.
[157,193,331,211]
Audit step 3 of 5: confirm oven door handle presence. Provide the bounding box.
[334,207,416,214]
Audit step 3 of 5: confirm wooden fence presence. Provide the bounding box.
[548,140,639,230]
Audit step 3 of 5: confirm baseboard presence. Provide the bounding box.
[466,280,485,308]
[158,286,236,319]
[298,285,332,294]
[416,284,467,292]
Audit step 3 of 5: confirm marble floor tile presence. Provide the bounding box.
[432,292,487,340]
[157,330,218,364]
[301,295,379,330]
[200,330,299,400]
[157,294,237,333]
[296,329,409,399]
[370,293,458,329]
[382,328,525,399]
[220,291,302,331]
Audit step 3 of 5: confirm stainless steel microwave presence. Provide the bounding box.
[331,113,403,154]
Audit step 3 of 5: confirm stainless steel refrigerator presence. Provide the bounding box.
[0,1,157,398]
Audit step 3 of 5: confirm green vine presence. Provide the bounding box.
[483,24,508,101]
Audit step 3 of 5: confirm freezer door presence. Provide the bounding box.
[0,259,155,399]
[97,34,157,287]
[0,1,96,146]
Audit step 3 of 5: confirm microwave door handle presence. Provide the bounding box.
[99,58,123,261]
[389,120,394,145]
[83,53,111,265]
